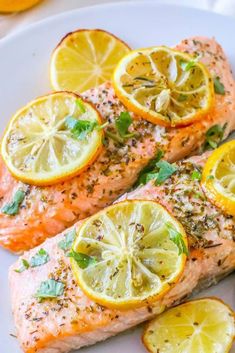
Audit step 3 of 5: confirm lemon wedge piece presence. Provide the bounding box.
[143,297,235,353]
[201,140,235,216]
[113,46,214,127]
[70,200,187,309]
[50,29,131,93]
[1,92,103,186]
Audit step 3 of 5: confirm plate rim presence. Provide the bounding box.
[1,0,235,49]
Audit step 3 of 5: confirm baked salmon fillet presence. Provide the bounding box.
[9,152,235,353]
[1,36,235,253]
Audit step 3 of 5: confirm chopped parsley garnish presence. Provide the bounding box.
[30,248,50,267]
[204,124,227,150]
[15,259,30,273]
[2,189,25,216]
[166,222,188,256]
[65,116,98,140]
[115,112,134,138]
[35,279,64,299]
[136,150,164,185]
[136,150,177,186]
[155,160,177,184]
[58,229,76,252]
[191,170,201,181]
[106,112,136,144]
[76,98,86,113]
[15,248,50,273]
[68,249,97,269]
[213,76,225,95]
[180,59,196,72]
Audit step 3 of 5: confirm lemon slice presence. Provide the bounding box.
[1,92,103,186]
[113,46,214,127]
[70,200,187,309]
[201,140,235,216]
[143,297,235,353]
[0,0,41,12]
[50,29,131,93]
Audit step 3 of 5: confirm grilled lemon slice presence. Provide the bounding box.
[143,298,235,353]
[1,92,103,186]
[50,29,130,93]
[71,200,187,309]
[201,140,235,216]
[113,46,214,127]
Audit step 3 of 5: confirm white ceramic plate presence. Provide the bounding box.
[0,2,234,352]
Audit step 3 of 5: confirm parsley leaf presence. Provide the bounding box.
[65,116,98,140]
[2,189,25,216]
[31,248,50,267]
[191,170,201,181]
[76,98,86,113]
[136,150,164,185]
[58,229,76,252]
[204,124,227,150]
[106,112,136,144]
[35,279,64,299]
[136,150,177,186]
[180,59,196,72]
[15,249,49,273]
[14,259,30,273]
[68,249,96,269]
[213,77,225,95]
[154,160,177,185]
[115,112,134,137]
[166,222,188,256]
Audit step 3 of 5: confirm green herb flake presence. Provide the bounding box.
[166,222,188,256]
[116,112,132,136]
[191,170,201,181]
[76,98,86,113]
[14,259,30,273]
[180,59,196,72]
[154,160,177,185]
[58,229,76,252]
[115,112,135,138]
[136,149,164,185]
[30,248,50,268]
[2,189,25,216]
[213,77,225,95]
[35,279,64,299]
[204,124,226,150]
[65,116,98,140]
[68,249,96,269]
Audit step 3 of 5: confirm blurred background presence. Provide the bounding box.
[0,0,235,38]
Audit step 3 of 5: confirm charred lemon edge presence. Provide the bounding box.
[113,46,215,127]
